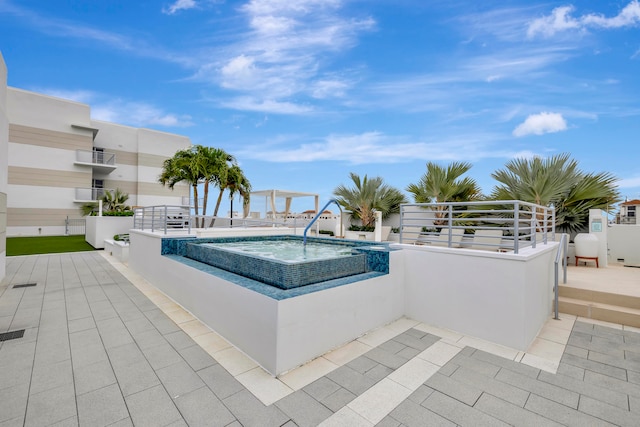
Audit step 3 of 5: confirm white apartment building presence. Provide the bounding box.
[3,67,191,239]
[1,54,8,282]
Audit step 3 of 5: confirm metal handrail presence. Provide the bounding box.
[133,205,191,234]
[553,233,569,320]
[399,200,555,254]
[303,199,342,245]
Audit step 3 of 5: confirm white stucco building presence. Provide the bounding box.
[1,54,8,282]
[5,81,191,237]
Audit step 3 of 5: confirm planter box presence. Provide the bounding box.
[104,239,129,262]
[345,230,374,241]
[85,216,134,249]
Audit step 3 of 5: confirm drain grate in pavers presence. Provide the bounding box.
[12,283,37,289]
[0,329,26,342]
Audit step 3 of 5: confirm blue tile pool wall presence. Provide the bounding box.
[162,235,392,289]
[185,242,367,289]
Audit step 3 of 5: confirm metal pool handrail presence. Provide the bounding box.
[303,199,342,245]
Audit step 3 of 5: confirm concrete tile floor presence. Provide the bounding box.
[1,251,639,426]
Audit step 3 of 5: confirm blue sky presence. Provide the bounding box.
[2,0,639,213]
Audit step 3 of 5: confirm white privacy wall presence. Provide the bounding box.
[401,244,557,350]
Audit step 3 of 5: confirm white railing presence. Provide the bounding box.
[76,149,116,166]
[133,205,191,234]
[399,200,555,254]
[75,187,114,201]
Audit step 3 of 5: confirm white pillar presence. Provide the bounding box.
[99,200,103,217]
[374,211,382,242]
[588,209,608,267]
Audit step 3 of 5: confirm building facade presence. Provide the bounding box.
[5,86,190,237]
[1,54,8,282]
[618,199,640,225]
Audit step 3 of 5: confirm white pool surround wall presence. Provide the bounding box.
[129,230,405,375]
[129,229,558,375]
[85,216,134,249]
[400,243,557,350]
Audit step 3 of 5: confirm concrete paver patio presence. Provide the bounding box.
[1,252,639,426]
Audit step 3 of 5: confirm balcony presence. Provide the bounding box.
[74,187,114,203]
[74,149,117,173]
[620,216,637,225]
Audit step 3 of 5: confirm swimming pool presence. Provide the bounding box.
[201,240,353,263]
[162,235,391,290]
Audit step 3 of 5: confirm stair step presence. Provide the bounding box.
[558,296,640,328]
[559,286,640,310]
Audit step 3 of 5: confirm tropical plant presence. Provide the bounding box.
[159,147,204,221]
[210,164,251,226]
[406,161,483,226]
[333,172,407,228]
[198,146,236,226]
[81,188,131,216]
[490,153,620,234]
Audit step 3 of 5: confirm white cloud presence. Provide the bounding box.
[238,132,529,165]
[163,0,198,15]
[528,1,640,38]
[191,0,374,114]
[513,112,568,137]
[220,97,313,115]
[92,101,194,127]
[618,176,640,188]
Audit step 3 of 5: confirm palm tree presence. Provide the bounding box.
[210,164,252,226]
[197,146,235,227]
[102,188,131,212]
[81,188,131,215]
[159,147,204,221]
[333,172,407,229]
[491,153,620,234]
[406,161,482,225]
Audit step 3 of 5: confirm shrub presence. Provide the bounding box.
[318,230,334,236]
[348,224,375,232]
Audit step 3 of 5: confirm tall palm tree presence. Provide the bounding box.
[334,172,407,229]
[406,161,482,203]
[210,164,252,226]
[197,146,235,226]
[491,153,620,234]
[406,161,482,225]
[159,147,204,220]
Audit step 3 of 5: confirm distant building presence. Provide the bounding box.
[618,199,640,225]
[5,87,191,237]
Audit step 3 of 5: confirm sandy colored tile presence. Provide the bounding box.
[537,323,572,345]
[180,319,212,338]
[526,338,565,361]
[323,340,372,366]
[278,357,339,390]
[236,367,293,406]
[164,307,195,324]
[193,332,232,354]
[215,347,259,376]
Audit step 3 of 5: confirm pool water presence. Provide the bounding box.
[202,240,353,263]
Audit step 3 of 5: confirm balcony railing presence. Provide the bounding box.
[75,187,113,202]
[620,216,637,225]
[399,200,555,254]
[75,149,117,170]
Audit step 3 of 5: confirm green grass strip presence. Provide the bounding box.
[7,235,96,256]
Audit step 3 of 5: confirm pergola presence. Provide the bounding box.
[250,189,319,221]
